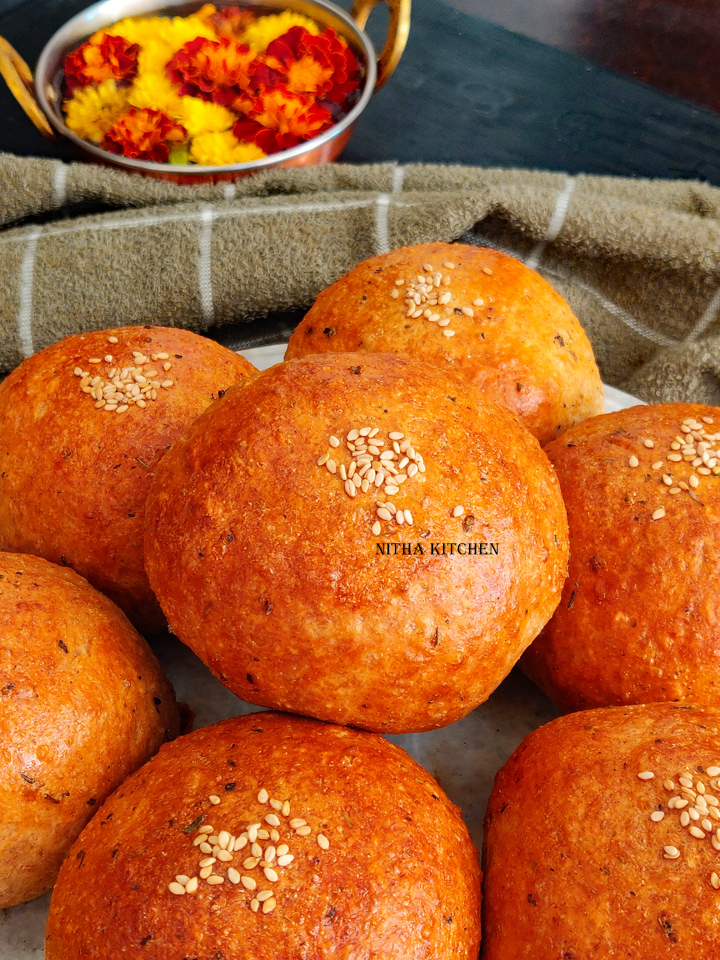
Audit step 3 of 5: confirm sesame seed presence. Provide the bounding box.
[258,789,269,804]
[628,456,639,468]
[168,882,186,895]
[651,811,665,822]
[161,380,174,389]
[206,875,224,885]
[439,292,452,305]
[390,289,399,298]
[296,825,312,836]
[652,508,665,520]
[265,814,280,827]
[674,798,689,809]
[107,336,118,344]
[241,876,257,890]
[199,866,213,879]
[325,459,336,475]
[461,306,473,317]
[277,854,294,866]
[185,877,199,893]
[680,811,690,827]
[317,834,330,850]
[216,850,232,862]
[452,505,464,518]
[262,897,276,914]
[372,521,381,535]
[638,771,654,780]
[443,330,456,337]
[384,485,400,495]
[250,899,260,912]
[199,857,216,868]
[482,266,493,276]
[699,466,712,475]
[442,261,455,269]
[175,875,190,885]
[704,417,715,424]
[423,263,433,272]
[88,358,101,364]
[227,868,240,884]
[404,510,413,525]
[667,453,682,462]
[199,842,213,853]
[264,867,279,882]
[643,439,654,448]
[248,824,259,842]
[669,487,681,495]
[345,479,357,498]
[689,825,706,839]
[104,355,113,363]
[473,298,484,306]
[251,842,262,858]
[663,846,680,859]
[708,767,720,777]
[679,777,693,788]
[395,278,405,286]
[377,508,392,521]
[256,890,274,902]
[209,795,221,805]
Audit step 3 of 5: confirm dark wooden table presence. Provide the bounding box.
[2,0,720,183]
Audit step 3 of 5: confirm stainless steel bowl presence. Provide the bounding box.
[0,0,409,182]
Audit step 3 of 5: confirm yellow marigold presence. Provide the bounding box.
[189,130,266,165]
[104,12,217,54]
[128,72,184,120]
[240,11,320,52]
[64,79,128,143]
[180,97,235,136]
[136,38,174,76]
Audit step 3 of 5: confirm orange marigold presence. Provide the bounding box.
[166,36,259,100]
[210,5,257,41]
[235,86,333,153]
[265,26,359,104]
[101,107,187,162]
[64,32,139,93]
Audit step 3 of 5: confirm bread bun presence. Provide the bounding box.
[45,711,481,959]
[144,352,568,733]
[522,403,720,711]
[285,243,604,446]
[0,327,255,632]
[483,702,720,957]
[0,552,179,909]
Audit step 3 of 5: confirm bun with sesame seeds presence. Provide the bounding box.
[0,327,256,633]
[0,552,180,910]
[482,702,720,958]
[144,351,568,734]
[45,711,482,960]
[285,242,604,447]
[521,402,720,711]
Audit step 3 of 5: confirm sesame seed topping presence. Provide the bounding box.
[372,521,381,535]
[241,876,257,890]
[644,439,654,448]
[227,868,240,884]
[663,846,680,859]
[263,867,279,882]
[185,876,199,893]
[88,358,102,364]
[209,795,221,805]
[250,898,260,912]
[168,882,186,895]
[295,825,312,836]
[473,298,484,306]
[107,336,118,344]
[482,266,493,276]
[628,456,639,468]
[277,854,294,866]
[258,789,268,804]
[651,811,665,822]
[317,834,330,850]
[638,771,655,780]
[262,897,276,914]
[443,330,456,337]
[265,814,280,827]
[452,505,464,518]
[689,825,706,839]
[652,508,666,520]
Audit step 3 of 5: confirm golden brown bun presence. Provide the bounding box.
[521,402,720,711]
[144,352,568,733]
[46,711,481,960]
[285,243,604,446]
[0,552,179,909]
[0,327,255,632]
[483,702,720,958]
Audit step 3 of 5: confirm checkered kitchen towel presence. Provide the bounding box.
[2,151,720,404]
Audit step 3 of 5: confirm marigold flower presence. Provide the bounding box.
[189,130,266,165]
[210,5,256,41]
[180,97,235,136]
[64,33,139,93]
[107,13,217,52]
[167,36,258,99]
[265,26,359,103]
[101,107,187,162]
[127,72,184,120]
[249,86,333,144]
[63,79,129,143]
[240,11,320,52]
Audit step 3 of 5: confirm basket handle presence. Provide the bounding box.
[351,0,410,91]
[0,35,55,138]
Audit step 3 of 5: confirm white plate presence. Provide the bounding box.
[0,353,645,958]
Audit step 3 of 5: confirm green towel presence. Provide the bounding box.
[2,151,720,404]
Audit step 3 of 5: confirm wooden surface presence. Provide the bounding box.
[1,0,720,182]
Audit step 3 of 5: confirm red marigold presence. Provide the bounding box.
[166,37,259,100]
[64,33,139,94]
[101,107,187,162]
[265,26,359,104]
[234,86,333,153]
[210,5,256,41]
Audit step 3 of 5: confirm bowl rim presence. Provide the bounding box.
[35,0,377,176]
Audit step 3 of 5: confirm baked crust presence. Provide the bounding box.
[285,243,604,446]
[45,711,482,960]
[483,702,720,958]
[144,352,568,733]
[0,327,255,632]
[522,402,720,711]
[0,552,179,909]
